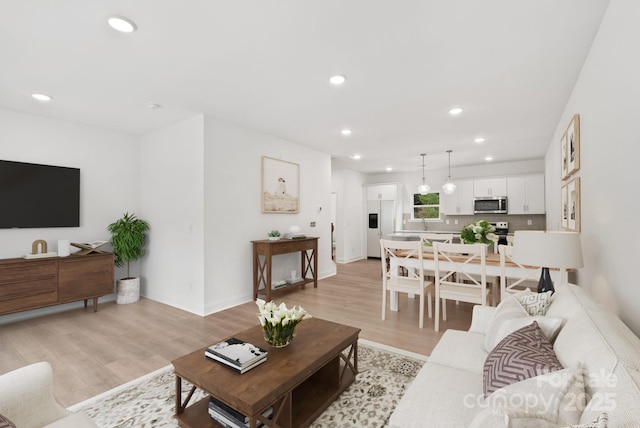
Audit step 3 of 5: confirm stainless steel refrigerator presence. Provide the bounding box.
[367,199,395,258]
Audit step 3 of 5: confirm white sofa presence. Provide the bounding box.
[0,361,98,428]
[389,283,640,427]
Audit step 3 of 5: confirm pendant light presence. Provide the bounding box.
[442,149,457,194]
[417,153,431,195]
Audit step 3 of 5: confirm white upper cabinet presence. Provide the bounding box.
[507,174,545,214]
[473,178,507,197]
[366,184,397,201]
[442,180,474,215]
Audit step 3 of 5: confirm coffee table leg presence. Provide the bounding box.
[175,375,182,415]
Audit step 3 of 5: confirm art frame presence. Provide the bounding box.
[561,182,569,230]
[561,133,569,180]
[567,177,581,232]
[566,114,580,177]
[261,156,300,214]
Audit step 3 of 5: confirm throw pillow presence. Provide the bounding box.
[516,290,553,315]
[0,414,16,428]
[484,292,530,352]
[487,316,564,352]
[483,321,563,397]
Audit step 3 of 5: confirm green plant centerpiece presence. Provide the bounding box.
[107,212,150,304]
[268,230,281,240]
[256,299,311,347]
[460,220,496,244]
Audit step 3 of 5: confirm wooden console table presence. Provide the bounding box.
[0,253,114,315]
[251,237,318,301]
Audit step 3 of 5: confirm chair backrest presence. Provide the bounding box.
[418,233,454,248]
[498,244,541,299]
[506,235,515,246]
[380,239,424,281]
[433,242,487,289]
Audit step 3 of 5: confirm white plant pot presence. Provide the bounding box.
[268,236,280,241]
[116,277,140,304]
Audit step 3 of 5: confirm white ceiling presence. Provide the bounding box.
[0,0,610,174]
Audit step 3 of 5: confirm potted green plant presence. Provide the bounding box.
[268,230,281,241]
[107,212,150,304]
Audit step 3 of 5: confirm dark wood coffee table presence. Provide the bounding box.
[172,318,360,428]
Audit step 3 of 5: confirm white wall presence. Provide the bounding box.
[139,115,206,315]
[545,0,640,334]
[203,118,335,314]
[0,108,139,322]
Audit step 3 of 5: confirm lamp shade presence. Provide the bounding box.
[511,231,583,268]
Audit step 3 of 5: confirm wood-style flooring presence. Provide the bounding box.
[0,258,473,407]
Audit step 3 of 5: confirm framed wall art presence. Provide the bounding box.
[565,114,580,177]
[561,133,569,180]
[561,182,569,230]
[567,177,581,232]
[261,156,299,213]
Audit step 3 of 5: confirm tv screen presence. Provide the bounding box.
[0,160,80,228]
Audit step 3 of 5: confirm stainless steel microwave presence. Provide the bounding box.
[474,196,507,214]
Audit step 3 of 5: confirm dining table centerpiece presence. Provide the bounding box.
[460,220,497,245]
[256,298,311,348]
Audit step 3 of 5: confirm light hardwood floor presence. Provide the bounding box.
[0,258,474,407]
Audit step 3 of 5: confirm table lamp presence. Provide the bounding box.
[511,230,583,294]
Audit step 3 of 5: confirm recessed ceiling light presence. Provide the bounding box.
[31,93,52,102]
[329,75,346,85]
[449,107,463,115]
[386,167,393,172]
[341,129,352,136]
[350,154,361,160]
[108,16,137,33]
[146,102,162,109]
[474,137,486,143]
[485,156,494,161]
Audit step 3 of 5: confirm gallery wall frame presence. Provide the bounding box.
[561,114,580,179]
[561,182,569,230]
[261,156,300,214]
[566,177,580,232]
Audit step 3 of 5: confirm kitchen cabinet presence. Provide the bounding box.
[442,180,474,215]
[507,174,545,214]
[366,184,396,201]
[474,178,507,197]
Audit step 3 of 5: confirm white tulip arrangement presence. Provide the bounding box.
[256,298,311,347]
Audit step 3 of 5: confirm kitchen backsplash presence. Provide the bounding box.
[401,214,546,234]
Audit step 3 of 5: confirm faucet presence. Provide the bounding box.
[422,218,428,230]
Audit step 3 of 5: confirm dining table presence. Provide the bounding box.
[388,249,567,310]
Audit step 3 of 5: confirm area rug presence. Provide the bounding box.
[70,340,427,428]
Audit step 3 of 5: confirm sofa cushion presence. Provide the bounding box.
[484,293,563,352]
[388,362,483,428]
[0,414,16,428]
[515,290,553,315]
[429,329,487,373]
[484,322,563,397]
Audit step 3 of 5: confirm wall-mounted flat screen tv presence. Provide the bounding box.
[0,160,80,228]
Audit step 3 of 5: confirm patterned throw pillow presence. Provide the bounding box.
[515,289,553,315]
[0,414,16,428]
[483,321,563,397]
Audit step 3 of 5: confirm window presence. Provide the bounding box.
[412,192,441,220]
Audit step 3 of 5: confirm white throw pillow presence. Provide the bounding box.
[483,365,588,426]
[516,290,553,315]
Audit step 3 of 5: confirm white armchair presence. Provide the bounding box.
[0,361,97,428]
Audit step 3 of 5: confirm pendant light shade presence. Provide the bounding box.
[418,153,431,195]
[442,149,457,195]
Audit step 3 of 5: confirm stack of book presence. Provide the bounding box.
[208,396,272,428]
[283,232,306,239]
[271,280,287,290]
[204,338,268,374]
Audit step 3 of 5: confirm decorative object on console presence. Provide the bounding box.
[57,239,70,257]
[71,240,108,255]
[460,220,496,244]
[261,156,299,214]
[23,239,58,259]
[417,153,430,195]
[442,149,456,195]
[107,212,150,304]
[267,229,281,240]
[511,230,583,294]
[256,298,311,348]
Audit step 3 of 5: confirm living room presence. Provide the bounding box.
[2,0,640,426]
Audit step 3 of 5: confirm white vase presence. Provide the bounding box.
[116,278,140,304]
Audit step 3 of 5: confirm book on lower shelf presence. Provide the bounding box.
[205,338,268,373]
[208,396,272,428]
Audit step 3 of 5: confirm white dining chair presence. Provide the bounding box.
[498,244,540,301]
[418,233,454,280]
[433,242,488,332]
[380,239,433,328]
